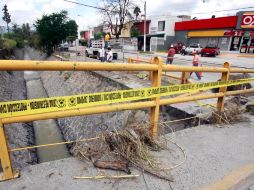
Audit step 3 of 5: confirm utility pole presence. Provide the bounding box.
[143,1,147,52]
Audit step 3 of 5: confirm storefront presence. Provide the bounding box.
[174,12,254,53]
[236,12,254,53]
[175,16,238,51]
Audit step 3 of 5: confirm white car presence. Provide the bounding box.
[185,43,202,55]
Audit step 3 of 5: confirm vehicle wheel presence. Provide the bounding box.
[97,52,100,60]
[201,54,204,57]
[85,51,89,57]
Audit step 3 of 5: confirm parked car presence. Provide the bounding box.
[201,45,220,57]
[58,42,69,51]
[185,43,202,55]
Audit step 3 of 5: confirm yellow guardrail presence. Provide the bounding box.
[1,57,254,181]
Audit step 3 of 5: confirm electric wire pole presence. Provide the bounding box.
[144,1,146,52]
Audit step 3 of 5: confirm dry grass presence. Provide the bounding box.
[206,98,248,125]
[72,124,173,181]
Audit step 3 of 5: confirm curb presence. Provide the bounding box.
[198,163,254,190]
[53,54,69,61]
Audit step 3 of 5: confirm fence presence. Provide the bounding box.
[1,58,254,181]
[128,57,191,83]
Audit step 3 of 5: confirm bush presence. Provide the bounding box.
[4,32,24,48]
[79,39,87,46]
[3,38,17,51]
[0,39,3,49]
[130,26,140,37]
[28,33,41,50]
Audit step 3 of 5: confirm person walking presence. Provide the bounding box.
[166,45,176,64]
[181,45,186,55]
[190,50,202,80]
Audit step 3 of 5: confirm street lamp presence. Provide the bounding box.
[144,1,146,52]
[139,0,147,52]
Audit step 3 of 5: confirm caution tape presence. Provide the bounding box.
[0,78,253,119]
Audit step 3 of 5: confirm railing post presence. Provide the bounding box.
[181,72,186,84]
[0,120,18,181]
[150,57,163,139]
[217,62,231,112]
[127,58,132,74]
[149,58,153,81]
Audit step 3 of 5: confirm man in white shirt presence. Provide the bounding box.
[106,48,113,62]
[99,47,105,62]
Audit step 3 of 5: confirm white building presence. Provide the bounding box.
[148,14,191,51]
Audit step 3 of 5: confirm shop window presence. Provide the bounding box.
[158,21,165,32]
[242,36,250,45]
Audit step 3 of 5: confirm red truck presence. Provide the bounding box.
[201,44,220,57]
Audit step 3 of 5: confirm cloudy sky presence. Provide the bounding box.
[0,0,253,32]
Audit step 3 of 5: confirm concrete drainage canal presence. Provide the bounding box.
[1,48,202,172]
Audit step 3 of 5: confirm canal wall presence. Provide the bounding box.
[0,48,37,171]
[40,70,150,154]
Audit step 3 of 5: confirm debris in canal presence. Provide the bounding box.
[73,124,174,182]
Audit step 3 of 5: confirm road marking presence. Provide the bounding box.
[199,163,254,190]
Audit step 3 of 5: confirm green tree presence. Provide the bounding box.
[34,10,78,55]
[2,4,11,32]
[94,32,105,40]
[65,20,78,38]
[22,23,31,39]
[130,26,140,37]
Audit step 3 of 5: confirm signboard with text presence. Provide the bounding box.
[241,12,254,28]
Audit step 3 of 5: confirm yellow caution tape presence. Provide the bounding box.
[0,78,253,119]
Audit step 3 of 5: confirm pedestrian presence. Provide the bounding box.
[190,50,202,80]
[106,48,113,62]
[104,32,110,48]
[166,45,176,64]
[99,46,105,62]
[181,45,186,55]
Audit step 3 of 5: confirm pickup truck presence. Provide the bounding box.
[85,40,118,60]
[201,45,220,57]
[185,43,202,55]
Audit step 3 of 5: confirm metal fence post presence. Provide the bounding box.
[0,120,18,181]
[217,62,231,112]
[127,58,132,74]
[150,57,163,139]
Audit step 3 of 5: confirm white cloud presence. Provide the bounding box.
[0,0,253,30]
[7,0,36,12]
[145,0,254,18]
[41,0,76,14]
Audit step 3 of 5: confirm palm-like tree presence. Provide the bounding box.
[133,6,141,20]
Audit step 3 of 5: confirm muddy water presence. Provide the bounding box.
[24,50,69,163]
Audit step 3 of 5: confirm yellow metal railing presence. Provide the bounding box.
[1,57,254,181]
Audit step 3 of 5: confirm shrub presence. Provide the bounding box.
[4,32,24,48]
[3,38,17,51]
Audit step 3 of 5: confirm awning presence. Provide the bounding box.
[188,30,225,37]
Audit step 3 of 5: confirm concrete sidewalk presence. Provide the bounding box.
[1,115,254,190]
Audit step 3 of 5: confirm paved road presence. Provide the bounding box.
[121,52,254,69]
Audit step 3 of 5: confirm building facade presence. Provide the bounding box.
[174,11,254,53]
[236,11,254,53]
[134,15,190,51]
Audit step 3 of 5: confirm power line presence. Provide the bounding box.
[191,6,254,15]
[62,0,118,13]
[147,6,254,17]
